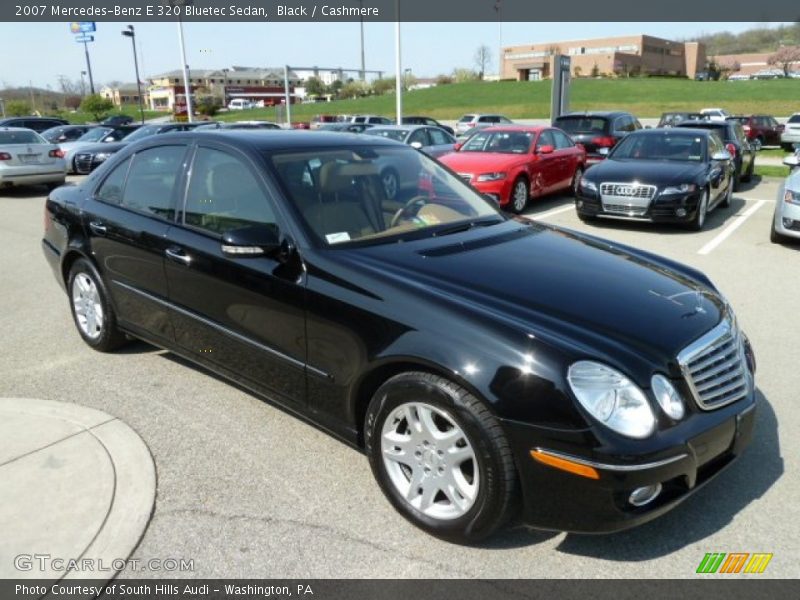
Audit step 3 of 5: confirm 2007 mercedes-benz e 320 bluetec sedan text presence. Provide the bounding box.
[43,131,757,543]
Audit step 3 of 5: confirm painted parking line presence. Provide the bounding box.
[697,200,767,255]
[529,204,574,220]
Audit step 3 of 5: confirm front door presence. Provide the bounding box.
[164,143,307,405]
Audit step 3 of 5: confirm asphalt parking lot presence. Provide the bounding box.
[1,174,797,578]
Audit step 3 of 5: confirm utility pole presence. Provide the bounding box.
[359,0,366,80]
[176,17,193,122]
[394,0,402,125]
[122,25,146,124]
[284,65,292,127]
[83,40,95,94]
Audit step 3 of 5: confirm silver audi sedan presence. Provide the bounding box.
[771,149,800,243]
[0,127,67,190]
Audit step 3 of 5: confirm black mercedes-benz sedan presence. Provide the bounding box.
[576,128,735,230]
[42,131,756,543]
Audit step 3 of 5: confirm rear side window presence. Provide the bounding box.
[120,146,186,219]
[554,117,609,135]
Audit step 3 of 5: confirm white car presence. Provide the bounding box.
[227,99,255,110]
[727,74,751,81]
[700,108,732,122]
[771,150,800,243]
[781,113,800,152]
[0,127,66,190]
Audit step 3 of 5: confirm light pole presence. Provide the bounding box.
[222,68,229,107]
[121,25,146,124]
[166,0,194,122]
[0,98,5,118]
[394,0,402,125]
[80,71,87,96]
[359,0,366,80]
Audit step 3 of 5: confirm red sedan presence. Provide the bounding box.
[439,126,586,213]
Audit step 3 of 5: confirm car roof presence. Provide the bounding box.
[634,128,714,137]
[0,126,41,132]
[476,125,545,133]
[557,111,630,118]
[368,125,424,131]
[677,120,727,128]
[169,130,405,149]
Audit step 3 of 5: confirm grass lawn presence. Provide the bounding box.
[755,165,792,179]
[215,78,800,123]
[56,105,161,124]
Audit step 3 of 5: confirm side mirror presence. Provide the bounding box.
[537,144,555,155]
[410,141,423,149]
[221,224,281,257]
[597,147,610,156]
[783,154,800,168]
[711,151,732,161]
[453,142,462,151]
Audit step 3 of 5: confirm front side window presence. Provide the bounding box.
[428,128,452,146]
[552,129,574,150]
[269,146,501,246]
[365,129,408,143]
[95,157,132,205]
[184,147,276,235]
[536,130,556,150]
[120,146,186,219]
[407,129,430,147]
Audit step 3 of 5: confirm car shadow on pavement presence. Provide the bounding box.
[579,196,750,236]
[735,175,764,193]
[0,184,54,198]
[554,389,782,561]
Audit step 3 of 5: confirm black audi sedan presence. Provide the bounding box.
[675,119,756,190]
[42,131,756,543]
[576,128,735,230]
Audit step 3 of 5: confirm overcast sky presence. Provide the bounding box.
[0,21,787,89]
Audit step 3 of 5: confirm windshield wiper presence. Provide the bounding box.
[432,217,503,237]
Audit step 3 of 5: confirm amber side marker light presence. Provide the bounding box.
[530,449,600,480]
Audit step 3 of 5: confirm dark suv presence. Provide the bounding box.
[0,116,69,133]
[676,119,755,189]
[553,111,642,164]
[726,115,784,150]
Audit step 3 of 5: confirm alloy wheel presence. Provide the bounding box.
[512,180,528,212]
[71,273,104,340]
[381,401,479,520]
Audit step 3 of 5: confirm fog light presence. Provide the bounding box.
[784,218,795,228]
[676,208,687,217]
[577,200,584,208]
[628,483,662,507]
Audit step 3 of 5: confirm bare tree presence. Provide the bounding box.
[474,45,492,80]
[57,75,82,95]
[768,46,800,77]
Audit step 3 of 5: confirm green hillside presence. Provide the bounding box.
[219,78,800,123]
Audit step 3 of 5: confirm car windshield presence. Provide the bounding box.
[554,117,608,134]
[0,130,44,144]
[458,116,475,123]
[122,125,160,142]
[611,134,706,162]
[268,145,502,246]
[364,129,408,143]
[460,131,533,154]
[77,127,112,142]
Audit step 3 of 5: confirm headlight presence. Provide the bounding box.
[580,177,597,192]
[651,374,685,420]
[662,183,698,194]
[94,153,112,161]
[784,189,800,205]
[476,172,506,182]
[567,361,656,439]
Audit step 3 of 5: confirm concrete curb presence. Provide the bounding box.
[0,398,156,584]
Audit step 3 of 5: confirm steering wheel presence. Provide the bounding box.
[390,196,429,227]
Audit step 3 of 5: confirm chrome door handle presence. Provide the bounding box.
[165,247,191,265]
[89,221,107,235]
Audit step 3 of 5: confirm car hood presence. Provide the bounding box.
[439,152,528,173]
[585,159,705,186]
[340,221,724,372]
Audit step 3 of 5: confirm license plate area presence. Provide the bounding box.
[18,154,42,164]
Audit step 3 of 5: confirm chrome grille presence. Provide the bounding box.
[74,153,94,174]
[600,182,657,199]
[677,318,749,410]
[602,203,648,216]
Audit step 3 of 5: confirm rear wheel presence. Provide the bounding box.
[510,177,529,214]
[365,372,518,543]
[68,258,127,352]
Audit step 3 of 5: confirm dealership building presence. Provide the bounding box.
[501,35,706,80]
[147,66,302,110]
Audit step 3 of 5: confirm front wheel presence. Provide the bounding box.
[509,177,529,214]
[365,372,518,544]
[68,258,127,352]
[686,189,709,231]
[571,166,584,198]
[721,178,733,208]
[770,222,785,244]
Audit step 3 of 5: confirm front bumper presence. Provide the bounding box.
[773,194,800,239]
[460,176,512,207]
[501,391,756,533]
[576,187,704,224]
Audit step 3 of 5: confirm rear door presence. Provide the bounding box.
[533,129,558,194]
[163,142,307,405]
[551,129,579,190]
[82,143,188,344]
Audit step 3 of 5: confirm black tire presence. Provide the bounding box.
[686,188,709,231]
[577,210,597,222]
[571,166,584,198]
[770,222,784,244]
[67,258,128,352]
[732,166,741,192]
[721,177,733,208]
[509,176,529,214]
[782,143,795,153]
[365,372,518,544]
